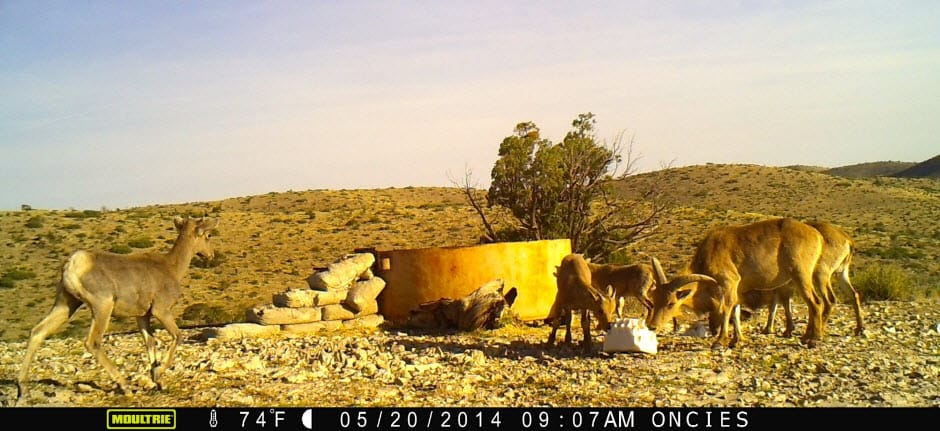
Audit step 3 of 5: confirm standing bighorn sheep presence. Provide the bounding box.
[546,253,617,353]
[586,261,656,319]
[806,221,865,335]
[731,221,865,337]
[17,216,219,402]
[646,217,827,349]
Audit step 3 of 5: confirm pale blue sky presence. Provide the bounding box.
[1,1,938,210]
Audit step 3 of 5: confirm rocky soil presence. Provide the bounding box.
[2,302,939,408]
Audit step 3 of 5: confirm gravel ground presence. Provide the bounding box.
[2,301,939,408]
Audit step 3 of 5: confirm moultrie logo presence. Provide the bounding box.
[106,409,176,430]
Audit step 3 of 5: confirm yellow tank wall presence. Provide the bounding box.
[374,239,571,323]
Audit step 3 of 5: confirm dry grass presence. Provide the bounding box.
[1,165,938,343]
[618,164,940,301]
[0,187,483,342]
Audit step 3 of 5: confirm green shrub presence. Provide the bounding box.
[109,244,133,254]
[853,264,915,301]
[192,250,227,268]
[65,210,101,219]
[4,267,36,280]
[127,237,154,248]
[869,245,926,260]
[182,303,233,325]
[603,249,636,265]
[0,267,36,288]
[25,216,44,229]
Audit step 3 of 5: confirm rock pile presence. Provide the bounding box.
[200,253,387,341]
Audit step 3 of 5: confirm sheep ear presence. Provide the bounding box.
[202,217,220,230]
[676,285,696,301]
[197,218,219,237]
[173,216,186,229]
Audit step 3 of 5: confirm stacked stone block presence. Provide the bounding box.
[201,252,386,341]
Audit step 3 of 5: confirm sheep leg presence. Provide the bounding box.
[136,315,158,386]
[781,294,795,337]
[816,270,836,329]
[729,304,742,348]
[137,316,157,366]
[17,290,82,403]
[85,300,128,393]
[563,310,574,346]
[762,298,778,335]
[580,309,592,353]
[836,267,865,335]
[150,308,182,389]
[710,275,740,349]
[547,309,564,346]
[798,271,824,348]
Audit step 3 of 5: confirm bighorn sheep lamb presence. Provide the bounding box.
[17,216,219,402]
[586,261,656,319]
[646,217,827,349]
[546,253,617,353]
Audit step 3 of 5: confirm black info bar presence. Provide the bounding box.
[0,407,929,431]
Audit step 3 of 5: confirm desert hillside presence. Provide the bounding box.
[2,165,939,343]
[824,161,916,178]
[893,154,940,179]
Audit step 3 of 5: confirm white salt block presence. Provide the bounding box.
[603,318,658,354]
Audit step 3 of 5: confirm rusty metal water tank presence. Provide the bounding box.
[368,239,571,323]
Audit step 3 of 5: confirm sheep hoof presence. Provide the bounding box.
[801,336,819,348]
[16,383,26,400]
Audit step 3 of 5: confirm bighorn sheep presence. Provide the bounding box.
[806,221,864,335]
[586,261,655,319]
[546,253,617,353]
[731,221,864,337]
[17,216,219,402]
[646,217,827,349]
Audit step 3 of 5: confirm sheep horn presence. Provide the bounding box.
[664,274,717,292]
[651,256,668,286]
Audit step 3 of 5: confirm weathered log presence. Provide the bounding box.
[403,279,518,331]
